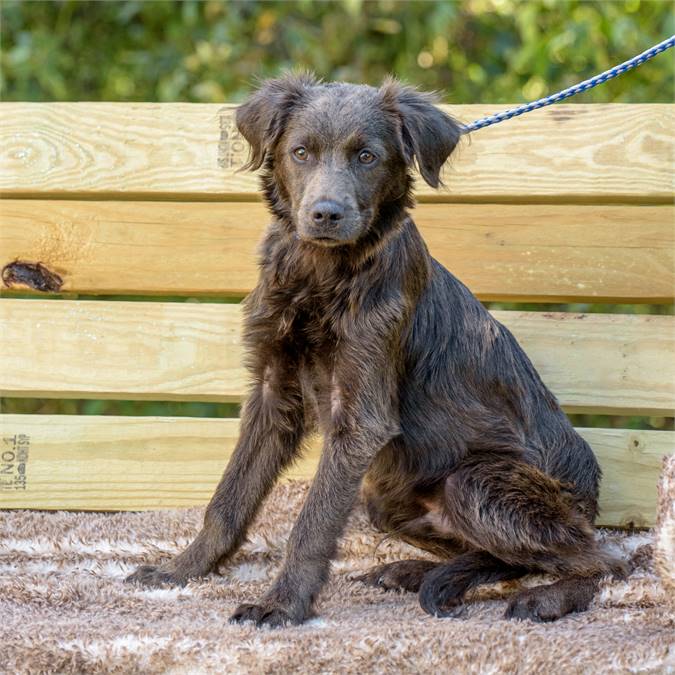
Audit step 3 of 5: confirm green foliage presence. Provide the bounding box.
[2,0,673,103]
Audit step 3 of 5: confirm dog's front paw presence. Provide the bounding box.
[125,564,189,588]
[229,601,305,628]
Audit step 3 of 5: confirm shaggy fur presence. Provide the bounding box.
[2,482,673,674]
[127,74,625,625]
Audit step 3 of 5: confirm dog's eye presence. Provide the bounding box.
[293,147,309,161]
[358,149,376,165]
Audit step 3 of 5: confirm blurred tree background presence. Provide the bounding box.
[2,0,673,103]
[1,0,673,430]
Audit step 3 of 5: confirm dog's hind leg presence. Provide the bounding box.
[355,560,441,592]
[418,451,626,620]
[356,474,469,592]
[418,551,527,616]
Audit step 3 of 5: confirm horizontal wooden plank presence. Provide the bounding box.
[1,200,672,303]
[0,415,670,527]
[1,103,672,202]
[0,299,246,403]
[1,300,673,415]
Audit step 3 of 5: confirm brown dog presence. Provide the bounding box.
[127,74,624,626]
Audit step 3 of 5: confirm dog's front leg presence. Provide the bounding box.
[230,351,399,627]
[230,423,395,627]
[126,356,306,587]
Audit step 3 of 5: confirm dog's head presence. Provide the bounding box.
[236,73,462,247]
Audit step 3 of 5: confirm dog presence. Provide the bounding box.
[127,74,625,626]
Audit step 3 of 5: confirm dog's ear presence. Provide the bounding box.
[236,72,318,171]
[380,77,462,188]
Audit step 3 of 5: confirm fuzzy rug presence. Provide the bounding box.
[2,481,674,675]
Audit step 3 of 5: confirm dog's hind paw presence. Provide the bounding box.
[229,602,301,628]
[354,560,440,593]
[504,577,596,622]
[505,588,566,622]
[125,564,189,588]
[418,564,468,619]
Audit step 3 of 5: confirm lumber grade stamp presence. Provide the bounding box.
[0,433,29,492]
[218,108,248,169]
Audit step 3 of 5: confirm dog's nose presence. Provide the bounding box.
[311,201,345,225]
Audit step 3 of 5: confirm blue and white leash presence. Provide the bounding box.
[462,34,675,134]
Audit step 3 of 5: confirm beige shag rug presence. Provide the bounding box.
[2,479,674,675]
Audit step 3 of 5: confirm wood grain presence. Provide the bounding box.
[1,103,672,201]
[2,200,672,302]
[0,414,670,527]
[0,299,246,402]
[1,299,673,415]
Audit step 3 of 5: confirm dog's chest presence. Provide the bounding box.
[270,279,344,346]
[282,290,345,425]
